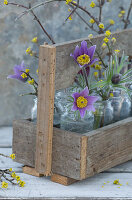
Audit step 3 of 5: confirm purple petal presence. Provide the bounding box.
[71,103,78,111]
[87,96,99,104]
[86,104,96,112]
[80,41,88,55]
[89,58,98,66]
[72,92,80,100]
[87,45,96,60]
[73,45,80,58]
[79,108,86,118]
[7,74,27,82]
[80,86,89,97]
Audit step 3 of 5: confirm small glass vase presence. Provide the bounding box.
[31,97,37,122]
[110,90,131,122]
[60,111,94,133]
[93,100,113,129]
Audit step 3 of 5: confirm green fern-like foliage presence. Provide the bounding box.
[91,52,132,100]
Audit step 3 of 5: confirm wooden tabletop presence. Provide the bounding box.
[0,127,132,200]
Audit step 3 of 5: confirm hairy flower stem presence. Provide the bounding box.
[8,2,55,44]
[82,67,89,89]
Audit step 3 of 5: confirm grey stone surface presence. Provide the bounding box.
[0,0,132,126]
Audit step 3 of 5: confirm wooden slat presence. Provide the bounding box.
[84,117,132,179]
[54,28,132,90]
[13,120,36,167]
[35,45,56,176]
[51,174,77,186]
[23,166,43,177]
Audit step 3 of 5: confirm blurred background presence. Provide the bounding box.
[0,0,131,126]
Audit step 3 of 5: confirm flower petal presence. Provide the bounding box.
[87,45,96,60]
[80,41,88,55]
[80,86,89,97]
[87,96,99,104]
[79,108,86,118]
[89,58,98,66]
[71,103,78,111]
[73,45,80,58]
[72,92,80,100]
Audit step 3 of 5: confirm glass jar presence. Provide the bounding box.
[110,90,131,122]
[94,100,113,129]
[60,111,94,133]
[31,97,37,122]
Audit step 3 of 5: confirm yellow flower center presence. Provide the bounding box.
[77,54,90,66]
[77,96,88,108]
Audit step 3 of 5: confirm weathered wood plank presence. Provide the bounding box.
[51,174,77,185]
[83,117,132,179]
[13,120,83,180]
[35,45,56,176]
[23,166,43,177]
[13,120,36,167]
[54,28,132,90]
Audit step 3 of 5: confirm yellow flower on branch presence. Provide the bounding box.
[89,18,95,24]
[66,0,72,4]
[68,16,72,20]
[99,23,104,29]
[120,10,125,15]
[110,93,114,97]
[11,172,16,178]
[102,43,107,49]
[88,34,93,39]
[31,37,38,43]
[21,73,27,79]
[28,79,35,85]
[19,180,25,187]
[10,154,15,159]
[90,1,96,8]
[118,13,123,18]
[94,72,98,78]
[104,37,109,43]
[25,69,30,73]
[36,69,39,74]
[105,30,111,37]
[109,19,115,25]
[1,182,8,188]
[26,47,32,55]
[95,64,102,70]
[16,176,21,182]
[4,0,8,5]
[111,37,116,43]
[9,168,12,172]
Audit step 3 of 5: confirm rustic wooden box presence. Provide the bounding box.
[12,29,132,185]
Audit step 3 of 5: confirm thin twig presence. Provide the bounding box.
[8,2,55,44]
[124,0,132,29]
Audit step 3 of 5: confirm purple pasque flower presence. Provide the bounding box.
[7,61,28,82]
[70,40,98,68]
[72,86,99,118]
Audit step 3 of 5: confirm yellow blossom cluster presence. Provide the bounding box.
[4,0,8,5]
[89,18,95,24]
[10,154,15,159]
[28,79,35,85]
[31,37,38,43]
[118,10,126,18]
[90,1,96,8]
[99,23,104,29]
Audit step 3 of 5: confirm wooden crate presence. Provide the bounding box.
[12,29,132,185]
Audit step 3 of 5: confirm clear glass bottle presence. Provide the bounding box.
[110,90,131,122]
[94,100,113,129]
[60,111,94,133]
[31,97,37,122]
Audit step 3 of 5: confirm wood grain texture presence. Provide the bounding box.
[80,136,88,179]
[54,28,132,90]
[51,174,77,186]
[13,120,36,167]
[35,45,56,176]
[84,117,132,178]
[23,166,43,177]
